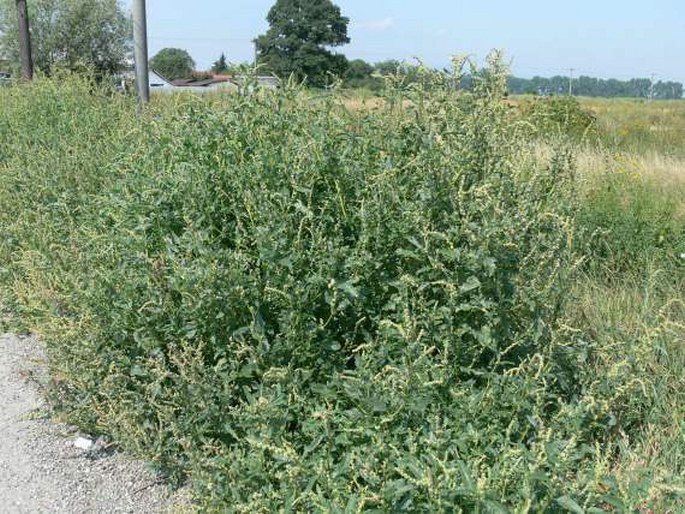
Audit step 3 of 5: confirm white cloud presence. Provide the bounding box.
[358,17,395,32]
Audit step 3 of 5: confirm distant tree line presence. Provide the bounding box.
[508,75,683,100]
[3,0,679,101]
[343,59,421,90]
[341,60,685,100]
[341,61,684,100]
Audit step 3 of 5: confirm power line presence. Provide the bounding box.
[149,36,254,42]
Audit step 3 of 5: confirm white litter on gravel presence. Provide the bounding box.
[73,437,94,451]
[0,333,191,514]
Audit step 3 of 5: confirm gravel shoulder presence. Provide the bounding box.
[0,333,190,514]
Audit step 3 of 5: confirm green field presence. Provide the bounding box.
[1,64,683,512]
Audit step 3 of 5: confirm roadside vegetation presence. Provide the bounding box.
[0,55,683,512]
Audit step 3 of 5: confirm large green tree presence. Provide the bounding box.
[255,0,349,87]
[343,58,381,90]
[0,0,131,76]
[149,48,195,80]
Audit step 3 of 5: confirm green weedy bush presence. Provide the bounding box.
[521,95,599,143]
[0,56,673,511]
[0,74,138,331]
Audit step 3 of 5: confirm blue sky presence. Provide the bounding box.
[122,0,685,83]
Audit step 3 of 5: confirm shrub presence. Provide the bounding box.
[521,95,599,143]
[0,57,676,511]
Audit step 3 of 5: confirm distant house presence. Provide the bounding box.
[170,76,237,92]
[256,76,280,89]
[147,69,278,94]
[232,75,280,90]
[199,72,280,90]
[147,70,236,93]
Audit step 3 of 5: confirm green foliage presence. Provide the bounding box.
[0,0,131,76]
[508,74,684,100]
[521,95,599,143]
[577,157,685,275]
[345,59,373,79]
[570,178,685,514]
[211,52,229,74]
[343,58,381,90]
[256,0,350,87]
[0,56,683,511]
[149,48,195,80]
[373,59,404,76]
[343,59,439,92]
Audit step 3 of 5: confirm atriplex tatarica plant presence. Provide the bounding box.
[0,53,673,511]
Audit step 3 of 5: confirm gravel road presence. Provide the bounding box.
[0,333,190,514]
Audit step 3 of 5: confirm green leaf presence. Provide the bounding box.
[555,496,584,514]
[130,364,147,378]
[459,276,481,294]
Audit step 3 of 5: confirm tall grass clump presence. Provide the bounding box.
[568,105,685,511]
[1,55,680,511]
[569,161,685,511]
[577,154,685,276]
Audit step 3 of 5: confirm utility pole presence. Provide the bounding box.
[132,0,149,104]
[648,73,656,102]
[568,68,575,96]
[15,0,33,81]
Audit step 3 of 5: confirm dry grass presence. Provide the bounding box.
[575,148,685,183]
[579,97,685,158]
